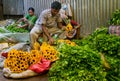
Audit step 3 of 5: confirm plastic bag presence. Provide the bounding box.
[1,43,29,53]
[109,25,120,36]
[0,33,18,43]
[0,33,30,43]
[0,27,10,33]
[29,57,51,74]
[0,43,9,51]
[0,56,5,68]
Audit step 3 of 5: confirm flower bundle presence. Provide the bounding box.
[4,49,41,73]
[65,23,73,32]
[29,50,41,65]
[40,42,59,62]
[4,49,29,73]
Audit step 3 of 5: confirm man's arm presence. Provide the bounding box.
[42,24,51,39]
[42,24,54,44]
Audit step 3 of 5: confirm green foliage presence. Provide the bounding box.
[6,24,29,33]
[105,56,120,81]
[95,34,120,57]
[73,27,109,50]
[108,9,120,25]
[73,27,120,80]
[73,27,120,57]
[49,44,106,81]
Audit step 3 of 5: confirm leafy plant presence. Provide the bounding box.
[73,27,120,80]
[6,24,29,33]
[95,34,120,57]
[73,27,120,57]
[49,44,106,81]
[108,9,120,25]
[105,56,120,81]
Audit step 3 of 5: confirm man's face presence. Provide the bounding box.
[28,10,34,16]
[51,8,60,16]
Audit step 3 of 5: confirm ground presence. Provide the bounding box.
[0,69,48,81]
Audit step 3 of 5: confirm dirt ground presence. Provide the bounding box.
[0,69,48,81]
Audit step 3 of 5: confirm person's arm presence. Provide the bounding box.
[16,14,29,24]
[20,14,31,27]
[42,24,51,39]
[17,15,29,28]
[42,24,54,44]
[38,10,54,44]
[19,23,28,28]
[18,18,29,28]
[16,18,24,24]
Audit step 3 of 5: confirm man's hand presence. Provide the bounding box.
[48,37,54,45]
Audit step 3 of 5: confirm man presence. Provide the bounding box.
[16,7,37,31]
[30,1,66,47]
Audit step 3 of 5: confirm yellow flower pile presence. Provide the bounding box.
[29,42,42,65]
[29,50,41,65]
[66,23,73,32]
[4,49,42,73]
[4,49,29,73]
[4,42,59,73]
[40,42,59,62]
[58,39,76,46]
